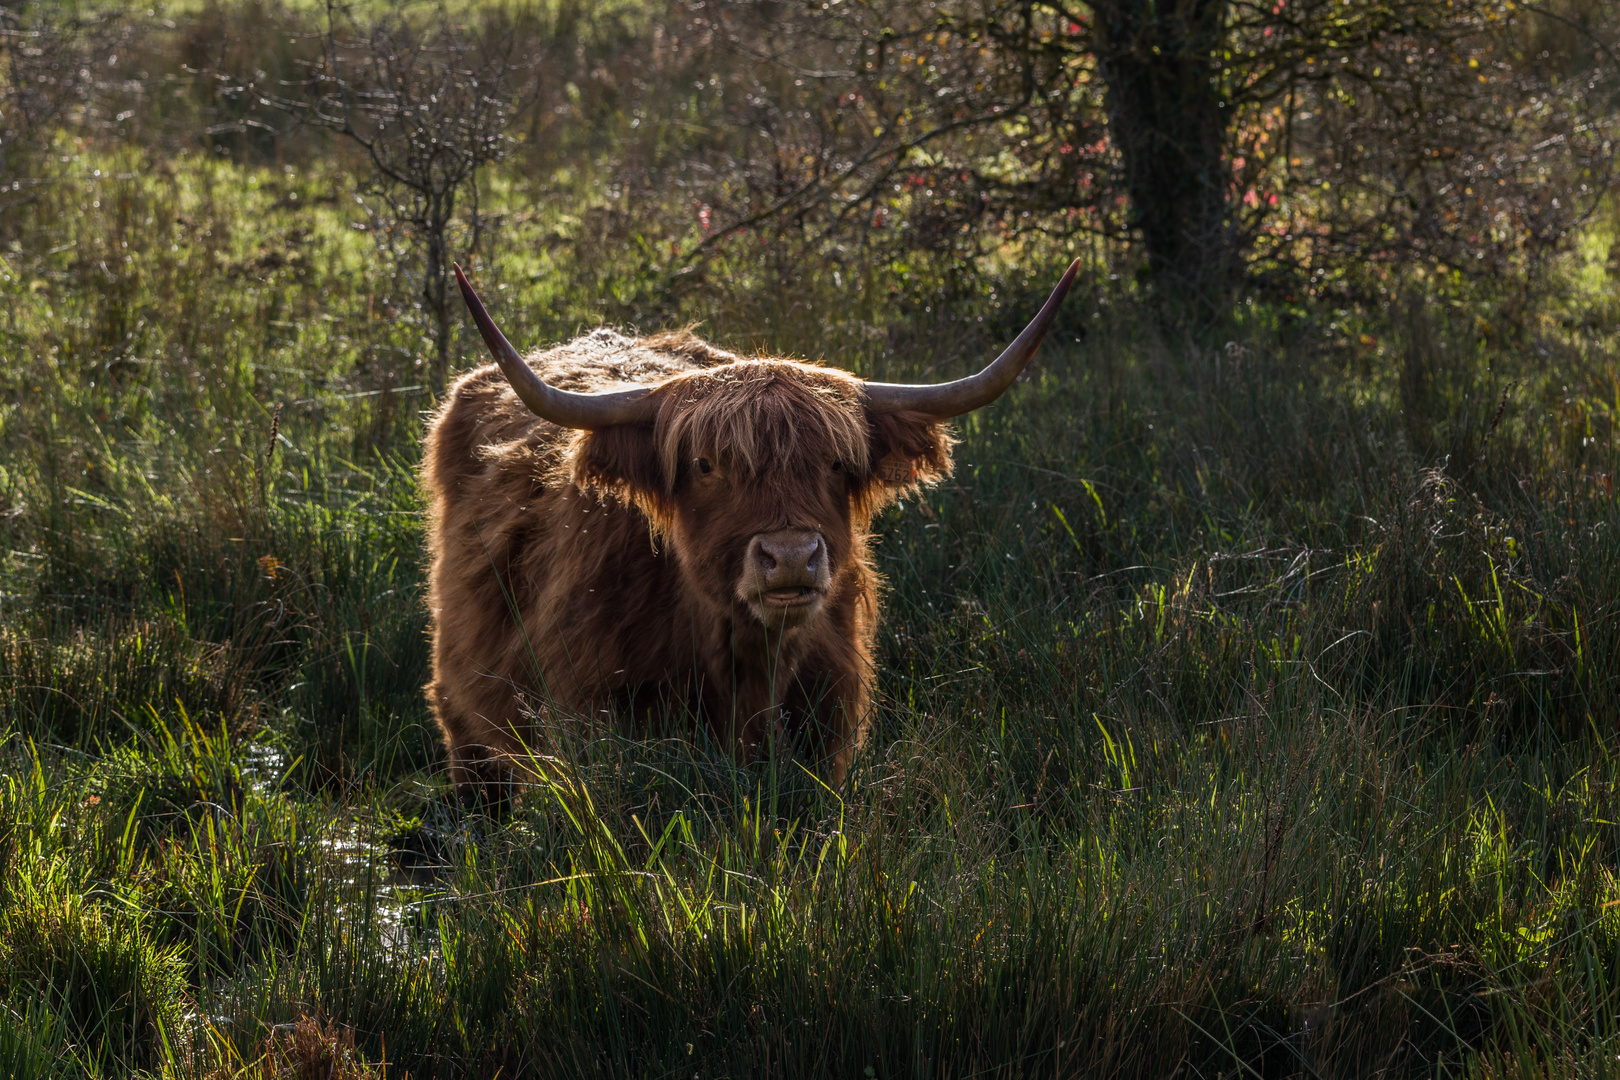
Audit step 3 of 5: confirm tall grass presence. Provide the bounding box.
[0,99,1618,1079]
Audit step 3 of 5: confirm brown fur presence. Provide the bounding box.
[422,328,953,801]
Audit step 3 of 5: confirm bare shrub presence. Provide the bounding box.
[247,2,541,390]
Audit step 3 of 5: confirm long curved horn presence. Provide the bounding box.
[863,258,1082,417]
[454,264,658,428]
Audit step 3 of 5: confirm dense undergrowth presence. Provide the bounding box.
[1,48,1619,1080]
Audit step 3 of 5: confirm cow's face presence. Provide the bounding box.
[572,362,952,632]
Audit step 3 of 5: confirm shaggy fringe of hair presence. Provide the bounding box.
[651,361,871,488]
[537,331,956,534]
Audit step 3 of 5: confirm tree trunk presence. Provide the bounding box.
[1091,0,1235,321]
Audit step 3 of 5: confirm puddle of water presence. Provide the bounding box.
[236,740,492,955]
[239,742,287,796]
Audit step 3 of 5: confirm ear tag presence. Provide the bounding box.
[875,455,917,483]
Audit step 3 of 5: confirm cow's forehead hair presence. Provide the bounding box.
[651,360,871,490]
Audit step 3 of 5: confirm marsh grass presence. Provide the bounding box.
[0,127,1618,1077]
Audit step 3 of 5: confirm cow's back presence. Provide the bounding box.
[425,328,735,494]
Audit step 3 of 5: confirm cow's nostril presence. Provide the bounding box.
[752,531,825,585]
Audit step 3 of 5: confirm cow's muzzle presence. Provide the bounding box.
[740,529,830,628]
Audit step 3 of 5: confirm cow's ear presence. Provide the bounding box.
[858,410,954,513]
[571,423,665,511]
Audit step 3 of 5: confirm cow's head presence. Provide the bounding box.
[453,261,1079,632]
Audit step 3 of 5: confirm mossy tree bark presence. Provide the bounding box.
[1091,0,1236,321]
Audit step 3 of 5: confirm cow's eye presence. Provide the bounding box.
[831,460,843,473]
[695,457,713,475]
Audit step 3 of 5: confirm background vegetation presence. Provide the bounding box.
[0,0,1617,1075]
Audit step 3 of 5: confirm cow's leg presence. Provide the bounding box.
[702,667,778,764]
[431,681,478,802]
[705,619,797,764]
[447,742,482,804]
[783,661,869,786]
[432,684,517,812]
[451,743,519,813]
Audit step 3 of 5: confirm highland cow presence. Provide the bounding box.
[424,261,1078,802]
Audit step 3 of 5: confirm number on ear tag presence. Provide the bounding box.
[875,455,917,483]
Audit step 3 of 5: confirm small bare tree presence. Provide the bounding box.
[252,2,538,392]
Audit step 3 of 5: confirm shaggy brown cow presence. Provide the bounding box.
[424,261,1079,802]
